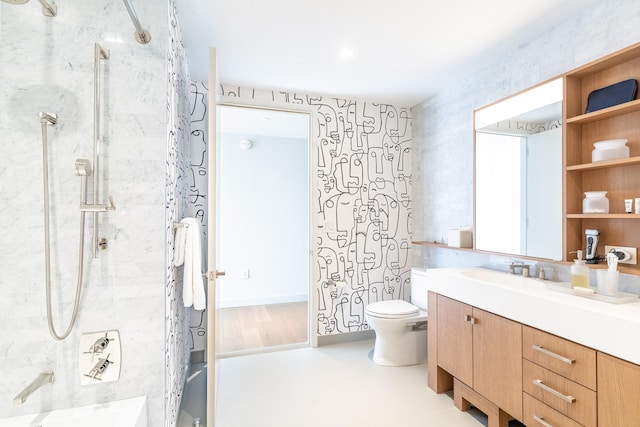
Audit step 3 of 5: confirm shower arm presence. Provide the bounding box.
[37,0,56,17]
[90,43,113,259]
[122,0,151,44]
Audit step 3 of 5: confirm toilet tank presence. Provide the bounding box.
[410,268,428,311]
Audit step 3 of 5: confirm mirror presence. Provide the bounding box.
[474,78,563,260]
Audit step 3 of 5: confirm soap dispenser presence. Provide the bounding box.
[570,250,590,288]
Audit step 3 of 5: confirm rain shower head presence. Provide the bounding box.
[2,0,30,4]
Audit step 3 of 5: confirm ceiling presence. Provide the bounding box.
[218,105,310,139]
[175,0,596,107]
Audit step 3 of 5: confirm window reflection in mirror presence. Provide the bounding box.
[474,78,563,260]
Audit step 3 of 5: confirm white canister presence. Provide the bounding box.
[583,191,609,214]
[592,139,629,162]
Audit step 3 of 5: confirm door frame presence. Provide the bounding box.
[207,94,316,424]
[206,47,218,426]
[214,102,315,351]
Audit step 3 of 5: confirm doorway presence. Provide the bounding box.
[216,105,311,355]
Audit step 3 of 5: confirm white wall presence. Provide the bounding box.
[412,0,640,295]
[218,132,310,307]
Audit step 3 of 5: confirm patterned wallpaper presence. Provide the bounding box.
[190,84,412,338]
[187,81,209,352]
[165,1,191,425]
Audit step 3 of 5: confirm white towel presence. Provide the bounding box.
[176,217,207,310]
[173,222,187,267]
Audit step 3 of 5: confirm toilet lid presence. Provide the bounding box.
[366,300,419,319]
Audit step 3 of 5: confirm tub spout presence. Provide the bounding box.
[13,371,54,405]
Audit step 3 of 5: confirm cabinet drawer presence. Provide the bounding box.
[523,360,596,427]
[524,393,583,427]
[523,326,596,390]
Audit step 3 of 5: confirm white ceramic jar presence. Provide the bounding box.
[583,191,609,213]
[592,139,629,162]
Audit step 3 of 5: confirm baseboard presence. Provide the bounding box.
[317,330,375,346]
[218,294,308,308]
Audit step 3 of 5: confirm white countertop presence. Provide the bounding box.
[426,267,640,365]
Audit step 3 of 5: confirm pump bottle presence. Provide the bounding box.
[570,250,590,288]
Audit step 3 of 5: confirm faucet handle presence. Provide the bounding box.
[537,267,546,280]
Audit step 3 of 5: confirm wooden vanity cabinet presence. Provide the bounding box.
[597,352,640,427]
[429,289,640,427]
[434,294,473,386]
[429,293,523,423]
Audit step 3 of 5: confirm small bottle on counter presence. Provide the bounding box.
[635,197,640,214]
[570,250,590,288]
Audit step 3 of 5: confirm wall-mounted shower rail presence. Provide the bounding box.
[122,0,151,44]
[92,43,111,258]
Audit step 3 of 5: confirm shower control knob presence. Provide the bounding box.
[98,238,108,250]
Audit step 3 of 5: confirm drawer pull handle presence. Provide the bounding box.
[532,344,575,365]
[533,415,554,427]
[533,379,576,403]
[463,315,477,324]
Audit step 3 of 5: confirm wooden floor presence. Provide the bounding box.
[216,302,308,354]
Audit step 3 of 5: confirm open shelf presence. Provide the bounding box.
[563,42,640,268]
[566,214,640,219]
[412,241,475,252]
[566,99,640,125]
[566,156,640,171]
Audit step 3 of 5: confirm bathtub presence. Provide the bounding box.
[0,396,147,427]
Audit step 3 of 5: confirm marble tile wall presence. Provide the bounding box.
[0,1,173,426]
[412,0,640,293]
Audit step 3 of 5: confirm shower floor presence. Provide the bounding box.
[216,301,308,354]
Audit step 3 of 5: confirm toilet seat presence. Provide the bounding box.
[365,300,419,319]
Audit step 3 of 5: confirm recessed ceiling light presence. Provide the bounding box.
[339,47,353,60]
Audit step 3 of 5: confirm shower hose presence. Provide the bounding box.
[40,113,86,341]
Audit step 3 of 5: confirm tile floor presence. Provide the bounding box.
[212,340,492,427]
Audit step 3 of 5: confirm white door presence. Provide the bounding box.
[206,47,219,426]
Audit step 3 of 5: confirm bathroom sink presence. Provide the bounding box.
[460,269,546,289]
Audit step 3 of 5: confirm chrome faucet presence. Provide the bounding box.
[508,262,530,277]
[13,371,54,405]
[537,267,546,280]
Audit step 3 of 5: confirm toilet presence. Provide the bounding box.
[365,268,428,366]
